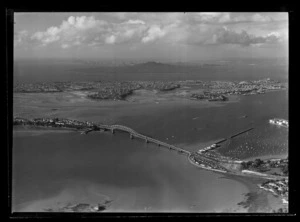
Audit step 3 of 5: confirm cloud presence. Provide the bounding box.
[31,26,61,44]
[105,35,116,44]
[108,20,147,44]
[124,19,145,25]
[142,25,166,43]
[212,27,282,46]
[231,13,274,23]
[189,13,278,25]
[17,13,286,49]
[194,13,231,23]
[29,16,149,48]
[30,16,108,47]
[61,44,70,49]
[14,30,29,46]
[251,13,273,22]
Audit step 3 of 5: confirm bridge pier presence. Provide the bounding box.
[130,134,133,139]
[145,138,148,143]
[158,144,160,147]
[111,129,115,134]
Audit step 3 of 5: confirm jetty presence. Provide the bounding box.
[230,127,254,139]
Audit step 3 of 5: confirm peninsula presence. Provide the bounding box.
[14,78,285,102]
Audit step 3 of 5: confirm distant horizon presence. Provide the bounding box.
[14,56,288,64]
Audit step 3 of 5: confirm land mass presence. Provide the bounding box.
[14,78,285,102]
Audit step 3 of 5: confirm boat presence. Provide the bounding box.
[269,118,288,128]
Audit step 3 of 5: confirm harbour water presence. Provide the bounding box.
[12,89,288,212]
[13,130,248,212]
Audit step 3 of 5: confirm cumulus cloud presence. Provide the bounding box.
[16,13,285,49]
[108,20,147,44]
[189,13,276,25]
[31,26,61,44]
[105,35,116,44]
[124,19,145,25]
[231,13,273,23]
[14,30,29,46]
[30,16,108,47]
[194,13,231,23]
[142,25,166,43]
[213,27,282,46]
[29,16,149,48]
[251,13,273,22]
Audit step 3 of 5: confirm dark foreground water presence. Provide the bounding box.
[12,130,248,212]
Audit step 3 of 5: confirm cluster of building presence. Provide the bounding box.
[13,117,96,130]
[189,153,228,172]
[14,81,100,93]
[189,78,284,101]
[191,93,228,101]
[14,79,284,103]
[14,81,180,100]
[87,81,180,100]
[259,179,288,204]
[137,81,180,91]
[14,83,62,93]
[45,202,109,212]
[88,87,135,100]
[202,150,242,163]
[240,158,288,176]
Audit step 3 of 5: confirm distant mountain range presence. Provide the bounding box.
[65,60,227,75]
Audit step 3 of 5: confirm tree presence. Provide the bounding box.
[241,162,249,169]
[253,158,263,168]
[281,164,288,175]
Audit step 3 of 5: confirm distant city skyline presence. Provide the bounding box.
[14,12,288,62]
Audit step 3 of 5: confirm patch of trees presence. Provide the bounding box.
[281,164,288,175]
[272,208,288,213]
[241,158,264,169]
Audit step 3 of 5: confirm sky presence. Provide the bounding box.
[14,12,288,62]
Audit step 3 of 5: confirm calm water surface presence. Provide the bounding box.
[13,130,247,212]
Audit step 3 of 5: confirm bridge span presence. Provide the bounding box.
[84,124,191,156]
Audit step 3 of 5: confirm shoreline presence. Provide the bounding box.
[12,125,286,213]
[13,181,112,212]
[219,172,287,213]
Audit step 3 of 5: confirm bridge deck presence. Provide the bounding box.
[95,124,191,155]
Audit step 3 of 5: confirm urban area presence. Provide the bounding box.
[14,78,285,102]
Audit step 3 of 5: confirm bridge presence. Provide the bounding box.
[84,124,191,156]
[81,123,286,179]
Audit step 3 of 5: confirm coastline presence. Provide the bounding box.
[243,154,288,162]
[14,181,111,212]
[219,173,286,213]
